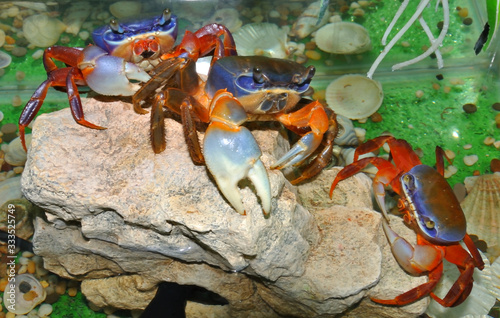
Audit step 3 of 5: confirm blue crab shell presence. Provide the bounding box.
[206,56,313,99]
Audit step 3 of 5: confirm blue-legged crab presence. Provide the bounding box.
[329,136,484,307]
[133,33,338,215]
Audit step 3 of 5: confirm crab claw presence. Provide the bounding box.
[270,131,322,169]
[203,91,271,215]
[79,45,151,96]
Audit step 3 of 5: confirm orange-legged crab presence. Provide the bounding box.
[133,34,338,215]
[18,9,180,152]
[329,136,484,307]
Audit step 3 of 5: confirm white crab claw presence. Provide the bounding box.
[270,131,322,169]
[203,123,271,215]
[79,45,151,96]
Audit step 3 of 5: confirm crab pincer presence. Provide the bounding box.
[203,90,271,216]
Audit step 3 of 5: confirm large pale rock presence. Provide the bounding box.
[22,98,428,317]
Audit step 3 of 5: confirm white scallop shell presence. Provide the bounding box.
[461,174,500,254]
[4,135,31,166]
[325,74,383,120]
[23,14,66,48]
[233,23,288,59]
[0,176,22,208]
[490,256,500,300]
[314,22,371,54]
[426,250,496,318]
[4,274,46,314]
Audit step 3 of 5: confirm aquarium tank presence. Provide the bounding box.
[0,0,499,317]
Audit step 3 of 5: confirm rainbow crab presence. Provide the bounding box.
[329,136,484,307]
[132,34,338,215]
[18,9,233,153]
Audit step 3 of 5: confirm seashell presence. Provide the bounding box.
[0,198,36,240]
[109,1,142,19]
[490,256,500,300]
[314,22,371,54]
[206,8,242,33]
[339,148,377,175]
[0,50,11,69]
[325,74,384,120]
[23,14,66,48]
[63,1,91,35]
[3,274,46,314]
[461,174,500,254]
[0,110,3,122]
[426,251,496,318]
[334,115,359,147]
[4,135,31,166]
[290,0,331,39]
[0,176,23,208]
[233,23,288,59]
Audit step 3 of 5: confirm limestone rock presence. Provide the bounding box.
[22,98,428,317]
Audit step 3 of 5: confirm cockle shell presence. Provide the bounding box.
[4,135,31,166]
[4,274,46,314]
[23,14,66,47]
[0,50,10,69]
[461,173,500,255]
[426,251,496,318]
[315,22,371,54]
[325,74,383,120]
[234,23,289,59]
[290,0,331,39]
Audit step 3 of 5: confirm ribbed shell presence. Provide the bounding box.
[233,23,288,59]
[461,174,500,252]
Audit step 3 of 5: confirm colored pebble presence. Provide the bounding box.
[15,70,25,81]
[432,83,440,90]
[305,50,321,60]
[463,154,478,166]
[55,280,67,295]
[370,112,382,123]
[444,149,455,160]
[27,260,36,274]
[5,312,14,318]
[68,286,78,297]
[415,90,424,98]
[1,123,18,142]
[38,303,53,317]
[31,49,43,60]
[437,21,444,30]
[443,86,451,93]
[492,102,500,111]
[458,7,468,18]
[11,46,26,57]
[491,158,500,172]
[496,113,500,128]
[484,136,495,145]
[4,35,15,45]
[12,95,22,107]
[462,103,477,113]
[463,144,472,150]
[436,74,444,80]
[0,278,8,292]
[463,17,473,25]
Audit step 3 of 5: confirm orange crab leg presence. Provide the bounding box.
[372,259,444,306]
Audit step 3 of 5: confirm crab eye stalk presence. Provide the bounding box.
[425,219,435,229]
[402,173,415,190]
[109,19,123,33]
[159,8,172,25]
[253,66,268,84]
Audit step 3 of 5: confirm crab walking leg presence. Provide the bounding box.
[372,219,445,305]
[203,91,271,215]
[271,101,329,169]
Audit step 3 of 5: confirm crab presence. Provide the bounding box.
[133,33,338,215]
[18,9,233,153]
[329,136,484,307]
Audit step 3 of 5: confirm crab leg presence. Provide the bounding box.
[203,90,271,215]
[371,219,445,306]
[271,101,329,169]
